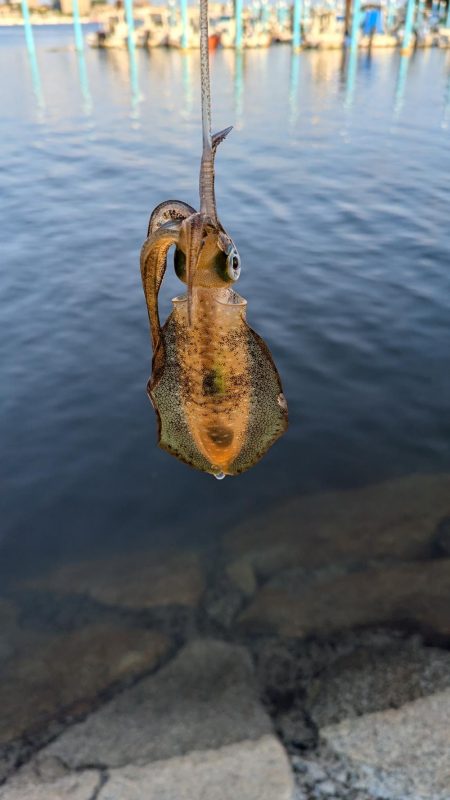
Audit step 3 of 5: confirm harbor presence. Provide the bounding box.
[5,0,450,51]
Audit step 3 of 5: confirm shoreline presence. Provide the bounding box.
[0,16,95,26]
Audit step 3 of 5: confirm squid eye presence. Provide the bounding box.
[226,248,241,281]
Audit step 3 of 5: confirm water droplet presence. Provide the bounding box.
[213,471,226,480]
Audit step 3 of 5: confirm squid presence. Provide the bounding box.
[140,0,288,479]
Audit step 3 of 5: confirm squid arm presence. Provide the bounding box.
[140,221,181,352]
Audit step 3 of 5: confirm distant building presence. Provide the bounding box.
[60,0,91,14]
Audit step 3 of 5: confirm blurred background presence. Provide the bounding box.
[1,1,450,798]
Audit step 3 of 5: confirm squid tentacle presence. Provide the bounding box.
[140,221,181,351]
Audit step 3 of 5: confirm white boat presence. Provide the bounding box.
[271,19,293,42]
[136,10,171,48]
[438,25,450,47]
[304,10,345,49]
[219,15,272,48]
[87,14,140,49]
[359,31,399,46]
[359,4,399,47]
[167,17,200,48]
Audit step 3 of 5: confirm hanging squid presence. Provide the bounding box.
[140,0,288,479]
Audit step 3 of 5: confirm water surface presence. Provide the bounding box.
[1,27,450,572]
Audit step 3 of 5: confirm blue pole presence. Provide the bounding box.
[180,0,188,48]
[72,0,84,52]
[21,0,36,57]
[293,0,303,49]
[124,0,135,51]
[401,0,415,53]
[350,0,361,51]
[168,0,177,28]
[278,1,288,25]
[235,0,243,48]
[386,0,395,29]
[417,0,424,25]
[303,0,310,27]
[446,0,450,27]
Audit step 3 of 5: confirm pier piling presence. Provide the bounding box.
[20,0,36,57]
[417,0,425,25]
[386,0,395,30]
[72,0,84,52]
[235,0,244,48]
[124,0,135,51]
[180,0,188,48]
[401,0,416,54]
[292,0,304,50]
[350,0,362,51]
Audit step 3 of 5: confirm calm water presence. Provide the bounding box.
[1,26,450,578]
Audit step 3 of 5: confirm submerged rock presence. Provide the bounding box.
[23,549,204,611]
[225,474,450,577]
[203,572,246,630]
[433,515,450,557]
[238,559,450,639]
[41,639,272,769]
[98,736,294,800]
[0,624,168,745]
[321,689,450,800]
[0,599,19,666]
[225,559,257,597]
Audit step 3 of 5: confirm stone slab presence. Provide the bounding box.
[43,639,272,768]
[306,639,450,727]
[322,689,450,800]
[0,769,101,800]
[98,736,294,800]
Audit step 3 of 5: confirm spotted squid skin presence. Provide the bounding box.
[149,287,288,476]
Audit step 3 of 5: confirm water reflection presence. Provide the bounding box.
[442,64,450,128]
[128,40,141,123]
[288,51,301,130]
[181,53,194,118]
[394,53,410,118]
[345,45,358,108]
[234,50,244,127]
[76,47,92,116]
[26,46,45,114]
